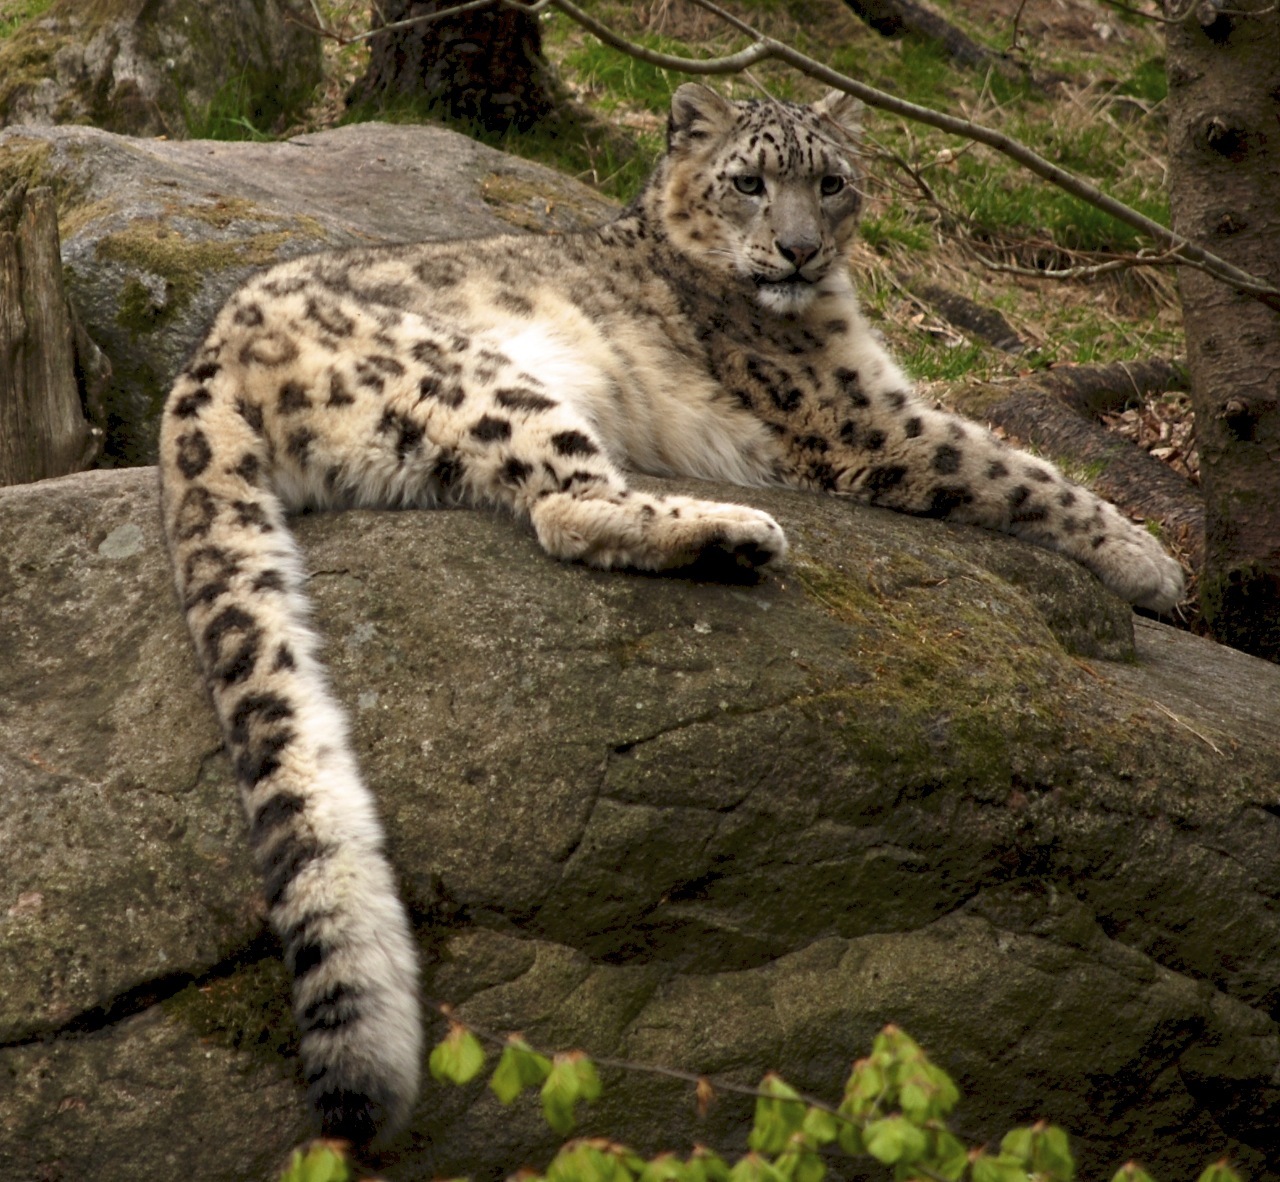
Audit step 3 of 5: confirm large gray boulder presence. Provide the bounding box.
[0,120,616,467]
[1,467,1278,1181]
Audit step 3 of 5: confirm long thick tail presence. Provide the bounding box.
[159,360,422,1142]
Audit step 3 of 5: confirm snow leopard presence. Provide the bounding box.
[158,83,1184,1144]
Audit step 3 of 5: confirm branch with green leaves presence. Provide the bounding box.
[277,1014,1243,1182]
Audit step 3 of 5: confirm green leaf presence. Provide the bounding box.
[640,1154,687,1182]
[930,1131,970,1182]
[748,1075,807,1154]
[841,1059,885,1117]
[278,1144,351,1182]
[1110,1164,1157,1182]
[727,1153,784,1182]
[490,1038,553,1105]
[541,1055,583,1135]
[1196,1163,1241,1182]
[871,1025,923,1068]
[428,1022,486,1085]
[547,1141,614,1182]
[1031,1124,1075,1180]
[689,1147,731,1182]
[999,1127,1035,1165]
[924,1062,961,1116]
[538,1051,601,1136]
[971,1152,1032,1182]
[896,1075,936,1121]
[800,1107,839,1145]
[575,1054,603,1103]
[834,1115,863,1158]
[863,1116,928,1166]
[774,1148,825,1182]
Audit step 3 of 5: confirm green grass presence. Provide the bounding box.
[936,145,1168,255]
[183,66,287,141]
[560,33,689,113]
[1118,55,1168,104]
[0,0,52,39]
[343,88,661,204]
[900,340,989,382]
[861,209,934,253]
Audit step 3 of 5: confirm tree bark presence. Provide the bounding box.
[0,181,100,487]
[348,0,557,131]
[949,361,1204,571]
[1165,3,1280,660]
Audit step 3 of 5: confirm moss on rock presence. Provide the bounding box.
[162,953,298,1070]
[96,215,295,332]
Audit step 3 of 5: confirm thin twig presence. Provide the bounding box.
[292,0,554,46]
[1098,0,1198,23]
[972,245,1188,281]
[1008,0,1031,50]
[1100,0,1276,21]
[1151,701,1225,754]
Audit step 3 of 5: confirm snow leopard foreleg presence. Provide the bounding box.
[446,350,788,572]
[822,371,1184,611]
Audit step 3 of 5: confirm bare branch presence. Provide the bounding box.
[972,245,1188,282]
[545,0,775,72]
[1097,0,1275,22]
[292,0,555,47]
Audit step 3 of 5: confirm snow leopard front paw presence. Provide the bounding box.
[655,496,789,572]
[531,491,787,572]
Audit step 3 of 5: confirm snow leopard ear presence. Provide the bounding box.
[813,89,864,139]
[668,84,736,151]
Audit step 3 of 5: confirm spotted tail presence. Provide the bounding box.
[159,360,422,1143]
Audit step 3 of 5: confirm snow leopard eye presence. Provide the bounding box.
[733,175,764,196]
[819,175,845,197]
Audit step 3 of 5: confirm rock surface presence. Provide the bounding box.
[2,467,1279,1181]
[0,0,320,139]
[0,120,616,466]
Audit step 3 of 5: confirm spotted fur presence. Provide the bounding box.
[159,84,1184,1144]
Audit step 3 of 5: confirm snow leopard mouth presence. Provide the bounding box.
[753,271,814,288]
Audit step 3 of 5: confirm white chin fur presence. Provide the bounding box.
[755,282,819,315]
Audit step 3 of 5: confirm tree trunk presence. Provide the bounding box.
[0,181,100,487]
[348,0,556,131]
[1165,4,1280,660]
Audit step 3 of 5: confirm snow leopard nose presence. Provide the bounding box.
[776,238,820,270]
